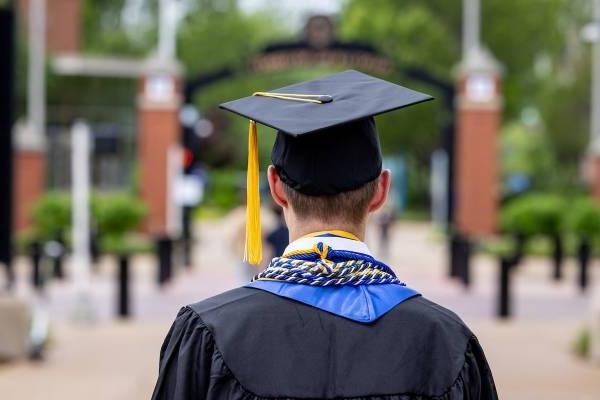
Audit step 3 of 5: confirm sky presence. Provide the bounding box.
[121,0,345,35]
[239,0,343,29]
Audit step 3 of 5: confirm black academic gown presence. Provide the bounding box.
[151,288,498,400]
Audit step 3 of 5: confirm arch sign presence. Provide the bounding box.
[250,16,393,75]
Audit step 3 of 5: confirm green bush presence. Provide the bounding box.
[500,193,566,237]
[94,193,147,255]
[203,170,244,211]
[573,327,590,359]
[94,193,147,238]
[30,192,72,239]
[564,198,600,237]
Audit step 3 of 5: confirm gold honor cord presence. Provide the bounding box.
[244,92,333,265]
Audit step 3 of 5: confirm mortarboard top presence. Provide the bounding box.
[219,69,433,136]
[218,70,434,265]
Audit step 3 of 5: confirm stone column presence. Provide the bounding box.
[13,122,46,232]
[455,49,503,237]
[137,58,183,236]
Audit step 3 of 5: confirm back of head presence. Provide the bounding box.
[282,178,378,226]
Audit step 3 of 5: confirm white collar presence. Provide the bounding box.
[283,234,373,257]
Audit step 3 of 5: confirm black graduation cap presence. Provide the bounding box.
[219,70,433,264]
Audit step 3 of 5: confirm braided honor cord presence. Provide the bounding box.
[253,242,404,287]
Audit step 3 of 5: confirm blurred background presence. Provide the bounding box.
[1,0,600,399]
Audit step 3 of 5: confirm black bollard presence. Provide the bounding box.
[498,257,513,318]
[117,255,130,318]
[449,235,459,278]
[448,233,472,286]
[577,237,591,292]
[453,234,472,288]
[90,229,101,265]
[156,236,173,286]
[513,232,526,266]
[29,241,43,289]
[459,237,472,288]
[182,206,193,268]
[551,233,564,281]
[51,233,65,280]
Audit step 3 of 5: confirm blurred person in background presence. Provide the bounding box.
[265,202,289,258]
[151,71,497,400]
[376,202,396,258]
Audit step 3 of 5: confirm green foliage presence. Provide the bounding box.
[178,1,288,76]
[29,192,148,255]
[340,0,460,80]
[573,327,591,359]
[500,122,555,190]
[93,193,147,238]
[501,192,600,238]
[93,192,148,255]
[340,0,571,120]
[339,0,589,192]
[202,169,245,211]
[564,198,600,237]
[100,234,153,255]
[500,193,566,236]
[30,192,72,239]
[537,60,591,166]
[82,0,155,56]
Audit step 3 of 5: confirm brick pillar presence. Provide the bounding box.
[138,59,183,236]
[13,122,46,232]
[17,0,81,54]
[455,49,502,237]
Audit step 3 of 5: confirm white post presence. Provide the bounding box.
[431,150,449,227]
[591,0,600,154]
[158,0,178,61]
[71,121,94,321]
[28,0,46,142]
[462,0,481,57]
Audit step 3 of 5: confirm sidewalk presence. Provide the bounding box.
[0,219,599,399]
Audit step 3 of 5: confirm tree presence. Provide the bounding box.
[338,0,590,196]
[339,0,573,120]
[177,0,288,75]
[82,0,156,56]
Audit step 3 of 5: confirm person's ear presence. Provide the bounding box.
[368,169,391,213]
[267,165,288,209]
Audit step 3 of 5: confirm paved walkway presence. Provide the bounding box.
[1,219,600,399]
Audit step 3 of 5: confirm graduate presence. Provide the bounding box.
[151,70,498,400]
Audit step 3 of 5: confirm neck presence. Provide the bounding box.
[287,219,366,242]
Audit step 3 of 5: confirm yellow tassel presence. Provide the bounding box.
[245,120,262,265]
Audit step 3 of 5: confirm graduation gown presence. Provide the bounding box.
[151,287,498,399]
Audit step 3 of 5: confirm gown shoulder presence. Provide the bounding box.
[151,288,498,399]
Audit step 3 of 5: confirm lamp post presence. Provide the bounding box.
[71,121,95,321]
[582,0,600,199]
[462,0,480,56]
[0,1,15,288]
[138,0,183,285]
[451,0,502,287]
[582,0,600,366]
[14,0,47,234]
